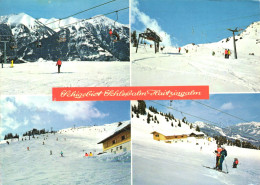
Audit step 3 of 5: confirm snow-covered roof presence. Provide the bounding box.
[151,128,204,137]
[97,121,130,144]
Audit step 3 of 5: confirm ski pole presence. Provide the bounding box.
[225,158,228,173]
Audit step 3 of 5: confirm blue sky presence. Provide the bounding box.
[131,0,260,46]
[0,0,129,24]
[0,96,130,140]
[145,94,260,128]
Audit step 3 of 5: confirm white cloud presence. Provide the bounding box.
[131,0,172,46]
[12,96,108,121]
[220,102,234,110]
[3,117,20,130]
[23,118,29,126]
[0,98,17,118]
[32,114,41,124]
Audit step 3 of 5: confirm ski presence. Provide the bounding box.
[202,165,228,174]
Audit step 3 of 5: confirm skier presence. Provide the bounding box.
[50,150,52,155]
[178,47,181,53]
[85,153,88,157]
[27,147,30,151]
[60,151,64,157]
[109,29,113,36]
[218,146,227,171]
[228,49,231,59]
[214,145,222,169]
[224,49,228,59]
[6,141,9,145]
[233,158,239,168]
[56,59,62,73]
[89,152,93,156]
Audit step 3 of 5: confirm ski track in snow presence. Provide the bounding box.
[0,62,130,95]
[0,126,131,185]
[132,50,260,92]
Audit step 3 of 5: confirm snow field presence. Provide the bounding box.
[0,61,130,95]
[0,124,131,185]
[132,121,260,185]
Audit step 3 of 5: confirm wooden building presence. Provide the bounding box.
[151,130,205,143]
[189,132,205,139]
[97,121,131,154]
[151,131,188,142]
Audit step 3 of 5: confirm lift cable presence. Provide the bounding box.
[191,100,250,123]
[44,0,118,27]
[148,100,222,126]
[51,7,129,31]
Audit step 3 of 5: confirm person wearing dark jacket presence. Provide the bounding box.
[218,146,227,171]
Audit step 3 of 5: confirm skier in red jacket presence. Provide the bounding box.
[56,59,62,73]
[233,158,239,168]
[225,49,228,59]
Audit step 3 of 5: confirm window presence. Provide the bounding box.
[175,136,177,138]
[112,140,116,144]
[155,134,159,137]
[121,135,126,141]
[120,146,123,150]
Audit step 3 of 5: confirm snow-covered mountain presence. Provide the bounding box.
[193,121,260,146]
[0,13,130,62]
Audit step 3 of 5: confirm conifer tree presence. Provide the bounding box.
[196,125,200,132]
[178,120,181,127]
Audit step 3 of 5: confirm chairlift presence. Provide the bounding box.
[58,27,66,43]
[109,11,120,42]
[36,40,42,48]
[58,36,66,43]
[9,38,17,49]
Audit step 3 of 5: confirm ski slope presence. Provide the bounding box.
[0,124,131,185]
[131,22,260,93]
[132,108,260,185]
[0,61,130,95]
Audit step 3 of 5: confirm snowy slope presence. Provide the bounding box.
[0,61,130,95]
[131,104,260,185]
[0,13,130,61]
[0,122,131,185]
[131,21,260,92]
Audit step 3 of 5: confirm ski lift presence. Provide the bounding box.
[109,11,120,42]
[57,36,66,43]
[57,23,66,43]
[36,39,42,48]
[9,37,17,49]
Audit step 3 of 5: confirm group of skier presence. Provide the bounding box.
[84,152,93,157]
[214,145,239,172]
[224,49,231,59]
[214,145,227,171]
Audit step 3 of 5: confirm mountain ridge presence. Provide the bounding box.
[0,13,130,61]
